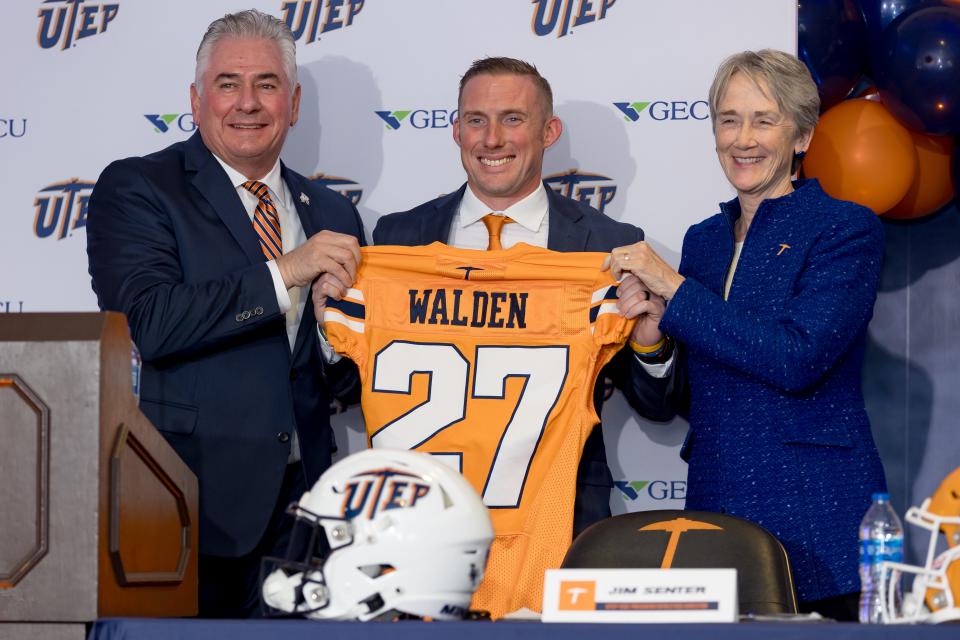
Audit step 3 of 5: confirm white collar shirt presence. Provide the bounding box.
[212,155,308,352]
[213,155,309,463]
[449,182,550,249]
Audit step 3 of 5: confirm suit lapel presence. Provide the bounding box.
[185,133,263,264]
[281,166,323,361]
[282,165,322,238]
[545,185,590,251]
[423,186,465,244]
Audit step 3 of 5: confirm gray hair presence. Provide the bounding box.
[708,49,820,140]
[195,9,298,93]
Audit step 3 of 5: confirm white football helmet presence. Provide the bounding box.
[261,448,494,621]
[880,467,960,624]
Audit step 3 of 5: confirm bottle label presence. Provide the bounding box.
[860,538,903,564]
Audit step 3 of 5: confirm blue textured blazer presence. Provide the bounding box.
[87,132,364,557]
[660,179,887,602]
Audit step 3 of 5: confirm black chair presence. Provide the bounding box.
[561,510,798,615]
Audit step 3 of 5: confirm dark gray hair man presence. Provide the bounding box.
[87,9,364,617]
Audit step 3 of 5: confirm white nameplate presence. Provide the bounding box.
[542,568,738,623]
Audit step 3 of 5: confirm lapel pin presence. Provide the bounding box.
[299,192,310,205]
[777,243,791,256]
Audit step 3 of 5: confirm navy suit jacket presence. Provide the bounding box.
[87,132,363,557]
[374,184,675,533]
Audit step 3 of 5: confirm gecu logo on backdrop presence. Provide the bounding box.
[280,0,364,44]
[545,170,617,214]
[375,109,458,130]
[37,0,119,50]
[309,173,363,205]
[1,119,27,138]
[144,113,196,134]
[614,101,709,122]
[34,178,94,241]
[615,480,687,501]
[532,0,616,38]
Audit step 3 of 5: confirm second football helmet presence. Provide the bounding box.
[880,467,960,624]
[261,448,494,621]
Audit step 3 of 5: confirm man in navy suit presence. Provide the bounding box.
[86,10,363,618]
[369,58,676,537]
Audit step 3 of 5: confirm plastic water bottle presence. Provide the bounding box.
[858,492,904,623]
[130,341,142,406]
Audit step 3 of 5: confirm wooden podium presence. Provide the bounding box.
[0,312,198,638]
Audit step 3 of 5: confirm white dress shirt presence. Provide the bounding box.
[449,181,551,249]
[214,154,307,460]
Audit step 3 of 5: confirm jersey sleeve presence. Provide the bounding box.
[589,273,635,347]
[322,287,369,378]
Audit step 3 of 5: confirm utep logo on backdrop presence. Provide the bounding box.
[37,0,119,50]
[280,0,364,44]
[339,468,431,520]
[1,118,28,138]
[309,173,363,205]
[34,178,94,240]
[531,0,616,37]
[144,113,196,134]
[615,480,686,501]
[0,301,26,313]
[545,170,617,213]
[614,100,709,122]
[375,109,457,130]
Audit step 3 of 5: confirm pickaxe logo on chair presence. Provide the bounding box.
[639,517,723,568]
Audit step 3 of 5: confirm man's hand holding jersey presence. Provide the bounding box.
[274,230,359,320]
[278,229,361,290]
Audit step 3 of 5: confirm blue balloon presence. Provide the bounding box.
[858,0,929,75]
[876,6,960,134]
[799,0,870,110]
[859,0,929,35]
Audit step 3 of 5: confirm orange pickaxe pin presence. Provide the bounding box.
[639,517,724,568]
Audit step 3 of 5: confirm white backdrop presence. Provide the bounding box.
[2,0,797,513]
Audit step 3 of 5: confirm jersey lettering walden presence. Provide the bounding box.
[323,242,634,618]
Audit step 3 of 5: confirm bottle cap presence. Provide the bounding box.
[872,492,890,501]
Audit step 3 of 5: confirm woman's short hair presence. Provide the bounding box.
[708,49,820,140]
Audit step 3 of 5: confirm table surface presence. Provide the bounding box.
[87,618,960,640]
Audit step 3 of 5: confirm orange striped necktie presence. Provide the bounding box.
[481,214,514,251]
[242,180,283,261]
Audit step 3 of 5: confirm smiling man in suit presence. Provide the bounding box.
[86,9,363,618]
[368,57,676,537]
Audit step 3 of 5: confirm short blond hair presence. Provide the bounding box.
[458,57,553,120]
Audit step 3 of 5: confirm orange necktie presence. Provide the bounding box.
[242,180,283,260]
[481,214,514,251]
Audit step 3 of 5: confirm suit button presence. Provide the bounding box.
[235,313,243,322]
[254,306,264,315]
[242,310,252,320]
[277,432,290,443]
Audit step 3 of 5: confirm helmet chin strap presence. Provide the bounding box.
[263,569,320,613]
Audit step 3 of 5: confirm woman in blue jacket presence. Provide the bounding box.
[607,50,887,621]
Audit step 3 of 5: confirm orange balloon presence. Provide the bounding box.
[885,133,955,219]
[803,99,917,214]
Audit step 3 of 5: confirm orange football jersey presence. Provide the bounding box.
[323,242,635,618]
